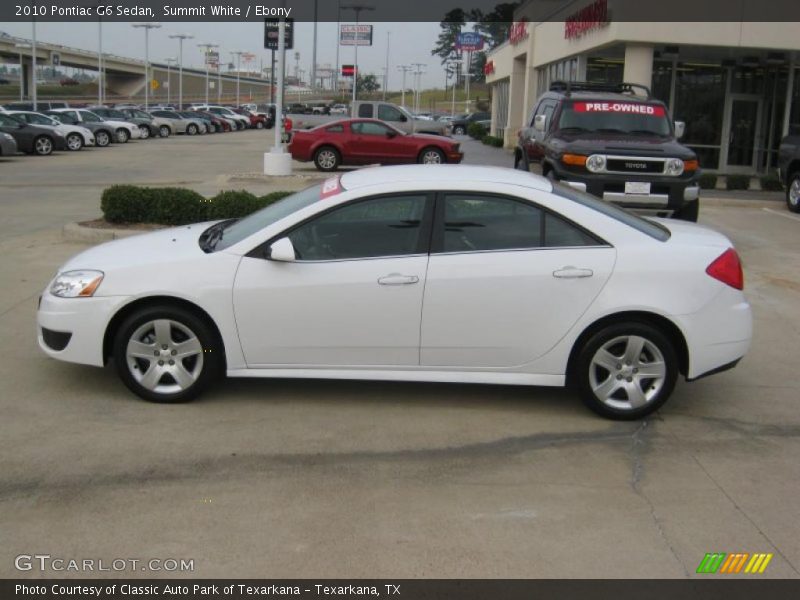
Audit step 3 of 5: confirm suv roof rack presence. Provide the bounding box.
[549,80,652,99]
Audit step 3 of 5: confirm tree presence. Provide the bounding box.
[431,8,467,69]
[468,3,520,84]
[357,73,381,95]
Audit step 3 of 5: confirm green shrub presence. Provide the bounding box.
[467,122,487,140]
[101,186,294,225]
[480,135,505,148]
[725,174,751,191]
[759,175,784,192]
[697,173,718,190]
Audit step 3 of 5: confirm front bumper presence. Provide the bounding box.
[37,292,129,367]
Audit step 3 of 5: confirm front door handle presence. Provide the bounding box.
[378,273,419,286]
[553,267,594,279]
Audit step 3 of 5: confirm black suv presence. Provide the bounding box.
[516,81,700,221]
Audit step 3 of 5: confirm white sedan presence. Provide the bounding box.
[37,166,752,419]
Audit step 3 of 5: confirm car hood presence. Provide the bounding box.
[407,132,452,143]
[555,132,695,158]
[60,224,210,273]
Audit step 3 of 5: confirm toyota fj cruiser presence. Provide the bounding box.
[515,81,701,221]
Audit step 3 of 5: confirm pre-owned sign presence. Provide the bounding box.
[509,19,529,45]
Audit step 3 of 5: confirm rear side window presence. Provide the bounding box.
[378,105,403,122]
[442,195,543,252]
[357,104,374,118]
[326,124,344,133]
[552,183,670,241]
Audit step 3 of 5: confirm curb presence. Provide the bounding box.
[63,222,153,243]
[700,196,783,209]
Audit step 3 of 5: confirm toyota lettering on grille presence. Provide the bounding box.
[625,162,649,170]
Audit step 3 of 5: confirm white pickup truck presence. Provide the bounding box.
[291,101,451,136]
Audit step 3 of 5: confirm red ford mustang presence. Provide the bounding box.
[288,118,464,171]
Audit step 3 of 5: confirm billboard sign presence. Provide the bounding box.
[455,32,484,52]
[264,18,294,50]
[340,24,373,46]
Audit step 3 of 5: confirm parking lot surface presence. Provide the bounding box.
[1,132,799,578]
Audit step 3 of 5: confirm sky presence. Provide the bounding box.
[0,21,452,89]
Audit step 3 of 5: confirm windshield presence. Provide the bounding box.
[558,100,672,136]
[0,113,23,126]
[80,111,102,123]
[213,184,324,252]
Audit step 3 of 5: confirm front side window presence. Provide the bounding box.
[288,195,428,261]
[0,114,22,127]
[326,124,344,133]
[80,111,102,123]
[64,110,80,121]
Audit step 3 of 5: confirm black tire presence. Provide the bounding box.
[112,305,222,404]
[675,199,699,222]
[786,172,800,213]
[314,146,341,172]
[418,147,446,164]
[159,125,171,138]
[255,120,265,129]
[514,150,529,171]
[115,128,130,143]
[453,125,466,135]
[186,123,198,136]
[95,129,111,147]
[574,321,679,420]
[65,132,83,151]
[33,135,54,156]
[138,124,151,140]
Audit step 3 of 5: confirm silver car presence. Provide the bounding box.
[148,109,207,136]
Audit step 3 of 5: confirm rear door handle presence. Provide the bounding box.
[553,267,594,279]
[378,274,419,286]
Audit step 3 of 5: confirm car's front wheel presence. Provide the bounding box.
[255,120,264,129]
[419,147,445,164]
[159,125,171,138]
[574,322,678,420]
[33,135,54,156]
[786,172,800,213]
[113,306,221,403]
[65,132,83,151]
[453,125,466,135]
[314,146,340,171]
[95,130,111,147]
[186,123,198,135]
[115,128,130,143]
[139,124,151,139]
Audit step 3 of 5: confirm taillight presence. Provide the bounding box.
[706,248,743,290]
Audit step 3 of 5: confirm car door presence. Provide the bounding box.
[349,121,396,163]
[420,192,616,368]
[233,192,434,367]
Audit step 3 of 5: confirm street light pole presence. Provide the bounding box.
[341,3,374,105]
[198,43,218,106]
[397,65,411,108]
[165,57,177,105]
[411,62,426,115]
[383,30,390,101]
[169,33,193,109]
[231,51,244,106]
[133,23,161,110]
[31,19,37,111]
[14,43,31,102]
[448,59,461,116]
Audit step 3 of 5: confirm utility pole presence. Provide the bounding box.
[411,62,426,115]
[197,42,219,106]
[311,0,318,92]
[383,30,390,100]
[334,0,341,97]
[447,59,462,116]
[31,19,37,111]
[231,51,244,106]
[397,64,412,108]
[133,23,161,110]
[165,57,177,105]
[169,33,193,109]
[97,9,103,104]
[341,3,375,105]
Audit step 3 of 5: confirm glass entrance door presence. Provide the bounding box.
[725,96,762,172]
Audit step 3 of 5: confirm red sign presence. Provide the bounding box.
[484,60,495,75]
[573,102,666,116]
[509,19,529,45]
[320,177,343,199]
[341,64,356,77]
[564,0,609,40]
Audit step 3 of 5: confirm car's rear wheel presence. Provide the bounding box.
[419,147,445,164]
[574,322,678,420]
[95,130,111,147]
[115,128,130,143]
[33,135,54,156]
[453,125,466,135]
[314,146,340,171]
[65,132,83,151]
[159,125,171,138]
[186,123,198,135]
[675,199,699,222]
[113,306,221,403]
[786,173,800,213]
[138,124,150,139]
[255,120,264,129]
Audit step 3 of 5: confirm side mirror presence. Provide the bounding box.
[386,130,398,139]
[533,114,547,132]
[674,121,685,139]
[399,114,408,122]
[267,237,296,262]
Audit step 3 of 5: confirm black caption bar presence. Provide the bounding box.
[4,0,800,22]
[4,580,800,600]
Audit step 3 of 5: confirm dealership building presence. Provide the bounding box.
[485,0,800,175]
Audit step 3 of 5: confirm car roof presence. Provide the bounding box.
[340,165,552,193]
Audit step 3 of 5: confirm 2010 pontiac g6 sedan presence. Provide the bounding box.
[37,166,752,419]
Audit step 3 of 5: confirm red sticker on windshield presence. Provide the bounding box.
[320,177,342,199]
[573,102,665,116]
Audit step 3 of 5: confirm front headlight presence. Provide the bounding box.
[3,133,13,140]
[586,154,606,173]
[665,158,685,176]
[50,270,104,298]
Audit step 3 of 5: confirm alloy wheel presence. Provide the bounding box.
[125,319,204,395]
[96,131,110,146]
[316,149,338,170]
[789,178,800,210]
[35,136,53,155]
[66,133,83,151]
[159,125,170,138]
[421,149,444,164]
[139,125,150,139]
[116,129,129,143]
[588,335,667,411]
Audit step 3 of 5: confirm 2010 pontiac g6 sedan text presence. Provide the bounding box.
[37,166,752,419]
